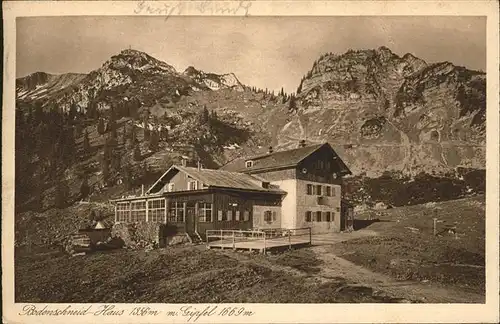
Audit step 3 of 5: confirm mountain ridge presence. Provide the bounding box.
[15,47,486,181]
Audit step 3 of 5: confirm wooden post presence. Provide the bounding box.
[263,234,266,254]
[288,230,291,250]
[232,231,235,250]
[309,227,312,245]
[145,199,149,222]
[194,201,199,234]
[433,218,438,236]
[164,198,168,224]
[114,203,117,223]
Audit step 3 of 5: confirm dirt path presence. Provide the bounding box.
[310,245,485,303]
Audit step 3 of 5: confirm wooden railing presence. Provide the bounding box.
[205,227,312,252]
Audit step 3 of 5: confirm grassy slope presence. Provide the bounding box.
[15,196,485,303]
[16,246,404,303]
[332,195,485,292]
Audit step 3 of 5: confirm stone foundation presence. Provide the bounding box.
[111,222,167,248]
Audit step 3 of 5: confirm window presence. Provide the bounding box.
[264,211,273,223]
[316,185,322,196]
[235,210,240,221]
[148,198,166,223]
[227,210,233,221]
[217,210,223,221]
[167,183,175,192]
[325,211,331,222]
[332,187,336,196]
[187,181,197,190]
[331,212,335,222]
[326,186,331,196]
[305,211,312,222]
[336,207,340,212]
[130,201,147,222]
[245,160,253,168]
[243,211,250,221]
[169,201,184,222]
[315,211,322,222]
[116,202,130,222]
[198,202,212,222]
[306,184,313,195]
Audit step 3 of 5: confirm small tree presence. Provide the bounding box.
[128,125,137,149]
[121,127,127,146]
[87,100,98,119]
[97,118,105,135]
[288,94,297,110]
[160,126,169,141]
[149,130,160,152]
[101,157,110,186]
[80,176,90,200]
[54,180,69,209]
[111,148,121,171]
[69,103,78,122]
[143,126,151,141]
[201,105,210,124]
[83,129,90,154]
[133,144,141,161]
[122,163,133,190]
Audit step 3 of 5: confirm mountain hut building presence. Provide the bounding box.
[111,142,353,241]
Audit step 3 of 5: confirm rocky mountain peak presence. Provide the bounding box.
[283,46,485,176]
[104,48,177,75]
[376,45,397,61]
[183,66,243,91]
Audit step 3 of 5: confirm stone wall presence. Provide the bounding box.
[111,222,167,248]
[111,222,193,248]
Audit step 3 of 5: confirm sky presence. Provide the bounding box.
[17,16,486,93]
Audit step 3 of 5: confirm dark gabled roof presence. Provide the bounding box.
[220,143,324,173]
[220,142,352,175]
[147,165,285,194]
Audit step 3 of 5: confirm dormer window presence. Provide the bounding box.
[188,181,198,190]
[245,160,254,168]
[167,183,175,192]
[262,181,270,189]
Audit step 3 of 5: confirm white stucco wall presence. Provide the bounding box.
[270,179,297,229]
[296,180,341,233]
[252,205,281,230]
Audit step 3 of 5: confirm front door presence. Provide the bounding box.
[185,202,196,235]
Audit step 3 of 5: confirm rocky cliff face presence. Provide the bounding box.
[16,49,246,114]
[16,72,86,101]
[16,47,486,178]
[275,46,486,176]
[183,66,244,91]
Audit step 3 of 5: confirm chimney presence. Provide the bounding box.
[141,184,144,196]
[299,140,306,148]
[181,158,187,167]
[268,146,273,154]
[197,160,202,170]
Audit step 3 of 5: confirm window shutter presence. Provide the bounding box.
[217,210,223,221]
[272,211,277,221]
